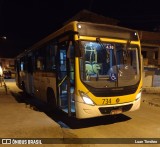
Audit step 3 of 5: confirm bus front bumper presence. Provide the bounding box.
[75,97,141,119]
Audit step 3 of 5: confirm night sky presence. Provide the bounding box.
[0,0,160,58]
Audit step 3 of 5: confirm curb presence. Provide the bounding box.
[142,87,160,94]
[142,99,160,108]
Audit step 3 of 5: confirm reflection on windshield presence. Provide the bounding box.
[80,41,140,88]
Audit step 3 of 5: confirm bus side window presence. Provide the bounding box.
[35,48,45,71]
[20,62,24,71]
[46,44,56,71]
[28,56,34,73]
[20,57,26,71]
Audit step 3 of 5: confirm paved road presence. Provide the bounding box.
[0,79,159,146]
[61,102,160,137]
[0,79,63,138]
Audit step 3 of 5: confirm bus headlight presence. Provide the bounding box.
[136,91,142,100]
[79,91,94,105]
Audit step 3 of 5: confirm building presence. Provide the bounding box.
[0,58,15,78]
[64,9,119,25]
[138,31,160,67]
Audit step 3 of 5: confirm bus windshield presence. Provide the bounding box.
[80,41,140,88]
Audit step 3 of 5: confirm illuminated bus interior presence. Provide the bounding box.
[80,41,140,88]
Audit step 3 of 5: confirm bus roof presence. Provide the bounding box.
[16,21,139,59]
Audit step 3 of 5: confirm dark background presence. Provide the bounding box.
[0,0,160,57]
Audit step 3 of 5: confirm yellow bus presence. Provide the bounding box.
[15,21,142,119]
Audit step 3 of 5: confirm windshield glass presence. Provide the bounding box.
[80,41,140,88]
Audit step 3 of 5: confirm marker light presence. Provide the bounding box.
[78,24,82,29]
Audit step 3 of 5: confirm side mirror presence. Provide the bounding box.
[126,40,131,49]
[75,40,82,57]
[67,40,82,58]
[67,41,74,58]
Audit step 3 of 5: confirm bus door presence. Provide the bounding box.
[57,41,75,116]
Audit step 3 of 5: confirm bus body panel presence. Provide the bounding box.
[75,95,141,119]
[15,21,142,119]
[33,72,57,102]
[74,57,142,118]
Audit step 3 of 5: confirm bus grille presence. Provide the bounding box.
[99,104,133,114]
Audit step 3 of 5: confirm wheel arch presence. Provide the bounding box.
[46,87,57,108]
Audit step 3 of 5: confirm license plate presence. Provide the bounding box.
[110,109,122,115]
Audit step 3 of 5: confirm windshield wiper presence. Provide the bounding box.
[95,38,108,81]
[96,38,106,50]
[96,37,110,63]
[97,38,119,87]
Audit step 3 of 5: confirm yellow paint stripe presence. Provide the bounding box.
[79,36,140,44]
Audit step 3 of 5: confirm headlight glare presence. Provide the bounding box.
[79,91,94,105]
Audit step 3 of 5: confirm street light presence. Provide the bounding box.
[0,36,7,40]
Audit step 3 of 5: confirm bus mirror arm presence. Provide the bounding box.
[67,40,82,58]
[67,41,72,58]
[126,40,131,49]
[75,40,82,57]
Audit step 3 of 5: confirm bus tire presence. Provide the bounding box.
[47,88,57,110]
